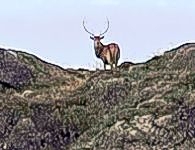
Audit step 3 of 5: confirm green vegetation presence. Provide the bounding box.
[1,43,195,149]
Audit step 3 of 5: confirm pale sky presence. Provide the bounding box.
[0,0,195,69]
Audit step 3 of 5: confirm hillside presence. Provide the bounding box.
[1,43,195,149]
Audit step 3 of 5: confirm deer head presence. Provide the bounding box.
[83,18,109,48]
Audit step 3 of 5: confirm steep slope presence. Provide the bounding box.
[1,43,195,149]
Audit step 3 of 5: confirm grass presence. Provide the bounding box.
[1,43,195,149]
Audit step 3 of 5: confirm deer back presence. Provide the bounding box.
[99,43,120,64]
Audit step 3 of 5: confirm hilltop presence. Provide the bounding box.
[1,43,195,149]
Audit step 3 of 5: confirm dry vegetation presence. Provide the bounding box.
[1,43,195,149]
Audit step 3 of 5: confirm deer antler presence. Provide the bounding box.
[100,17,109,36]
[83,19,94,36]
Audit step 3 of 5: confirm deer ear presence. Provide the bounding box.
[90,36,94,40]
[100,36,104,39]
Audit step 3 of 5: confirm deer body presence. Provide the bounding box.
[83,18,120,70]
[92,37,120,70]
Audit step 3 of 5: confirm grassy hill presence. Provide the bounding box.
[1,43,195,149]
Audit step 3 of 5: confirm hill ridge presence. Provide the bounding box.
[1,42,195,149]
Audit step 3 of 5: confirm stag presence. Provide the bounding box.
[83,18,120,70]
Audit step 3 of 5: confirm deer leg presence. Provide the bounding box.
[115,63,117,69]
[115,60,118,70]
[112,64,116,71]
[114,64,116,69]
[111,64,113,70]
[104,64,106,70]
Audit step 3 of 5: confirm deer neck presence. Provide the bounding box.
[94,42,104,58]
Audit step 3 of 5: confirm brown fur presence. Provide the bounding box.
[93,36,120,70]
[83,19,120,70]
